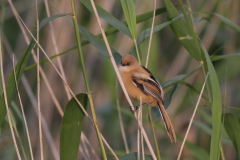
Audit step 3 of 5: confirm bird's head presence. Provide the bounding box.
[118,54,139,72]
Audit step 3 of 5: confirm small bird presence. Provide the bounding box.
[118,54,176,143]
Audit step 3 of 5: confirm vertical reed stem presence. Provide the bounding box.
[148,106,161,160]
[70,0,107,159]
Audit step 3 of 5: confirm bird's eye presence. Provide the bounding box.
[127,62,131,66]
[121,61,126,66]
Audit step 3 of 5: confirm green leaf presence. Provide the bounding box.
[130,14,184,58]
[196,12,240,33]
[224,113,240,160]
[150,84,178,122]
[130,43,142,61]
[66,18,122,64]
[136,7,167,24]
[211,53,240,61]
[39,13,70,29]
[164,84,178,109]
[193,120,232,146]
[201,44,222,160]
[119,152,153,160]
[121,0,137,38]
[60,93,88,160]
[0,14,69,127]
[0,39,33,126]
[163,0,201,61]
[78,24,122,64]
[214,14,240,33]
[137,14,184,45]
[178,81,209,102]
[80,0,132,38]
[24,8,169,71]
[162,64,202,89]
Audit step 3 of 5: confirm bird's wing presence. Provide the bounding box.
[132,67,164,103]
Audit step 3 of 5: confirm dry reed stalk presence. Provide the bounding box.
[4,37,60,159]
[36,3,44,159]
[43,0,71,100]
[0,31,22,160]
[81,133,100,160]
[7,3,118,158]
[87,0,157,159]
[177,73,209,160]
[12,55,34,160]
[116,81,129,153]
[7,0,63,116]
[145,0,157,68]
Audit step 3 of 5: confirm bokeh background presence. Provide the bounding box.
[1,0,240,159]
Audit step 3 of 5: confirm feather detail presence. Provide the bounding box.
[157,102,176,143]
[133,71,164,104]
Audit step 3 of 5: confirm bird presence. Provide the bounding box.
[118,54,176,143]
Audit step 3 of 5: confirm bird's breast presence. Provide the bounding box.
[120,72,156,106]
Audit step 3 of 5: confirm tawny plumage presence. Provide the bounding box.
[118,54,176,143]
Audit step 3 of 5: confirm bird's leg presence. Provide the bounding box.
[130,106,138,114]
[130,102,151,114]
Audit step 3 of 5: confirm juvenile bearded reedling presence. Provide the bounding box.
[118,54,176,143]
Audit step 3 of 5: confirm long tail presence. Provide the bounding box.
[157,102,176,143]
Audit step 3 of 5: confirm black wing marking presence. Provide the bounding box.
[141,66,164,100]
[143,84,164,105]
[132,79,148,95]
[142,66,160,86]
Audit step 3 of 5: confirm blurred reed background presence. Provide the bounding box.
[0,0,240,159]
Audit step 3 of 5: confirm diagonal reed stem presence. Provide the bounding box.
[0,30,22,160]
[70,0,107,159]
[177,73,209,160]
[145,0,161,159]
[36,2,44,159]
[13,55,34,160]
[8,3,117,158]
[116,80,129,153]
[43,0,71,100]
[148,106,161,160]
[87,0,157,159]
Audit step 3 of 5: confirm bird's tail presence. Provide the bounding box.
[157,102,176,143]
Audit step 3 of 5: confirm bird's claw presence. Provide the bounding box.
[130,105,140,114]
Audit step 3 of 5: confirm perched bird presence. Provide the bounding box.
[118,54,176,143]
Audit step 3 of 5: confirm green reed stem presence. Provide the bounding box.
[186,0,196,32]
[134,39,141,64]
[148,106,161,160]
[70,0,107,159]
[9,110,28,160]
[179,0,212,105]
[219,142,225,160]
[177,0,202,58]
[24,8,168,71]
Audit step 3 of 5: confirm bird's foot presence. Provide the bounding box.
[130,102,151,114]
[130,105,140,114]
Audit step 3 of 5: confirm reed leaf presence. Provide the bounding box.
[211,53,240,61]
[163,0,201,61]
[162,65,202,89]
[80,0,132,38]
[0,14,69,127]
[201,44,222,160]
[60,93,88,160]
[119,152,153,160]
[223,113,240,160]
[120,0,137,38]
